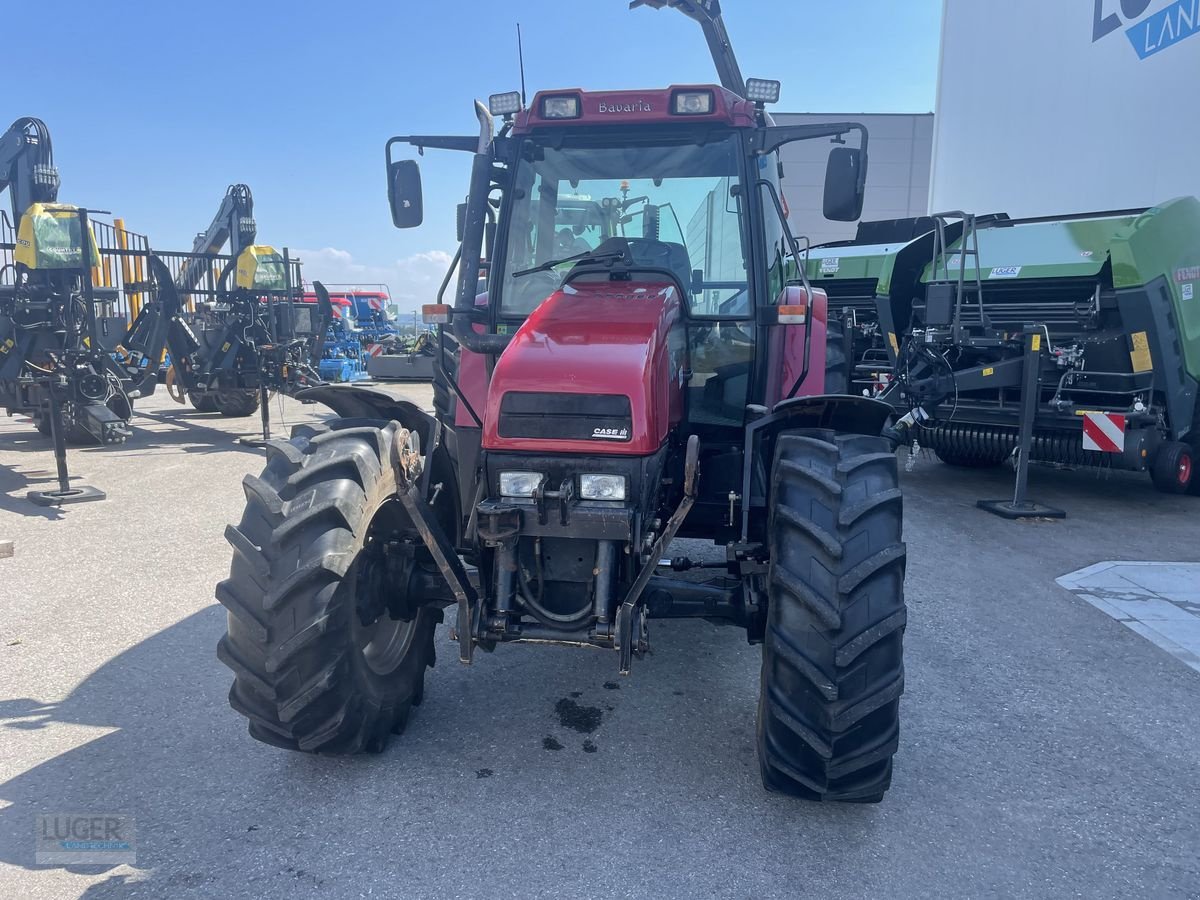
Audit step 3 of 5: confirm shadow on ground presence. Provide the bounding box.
[0,605,808,898]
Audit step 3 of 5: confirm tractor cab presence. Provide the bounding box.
[387,80,869,537]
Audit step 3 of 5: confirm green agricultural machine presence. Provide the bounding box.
[800,217,934,396]
[807,198,1200,508]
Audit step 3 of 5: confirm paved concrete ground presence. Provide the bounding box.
[1059,562,1200,675]
[1,391,1199,899]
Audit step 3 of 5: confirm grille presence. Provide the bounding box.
[498,392,632,442]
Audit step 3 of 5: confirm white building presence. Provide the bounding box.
[776,113,934,247]
[930,0,1200,216]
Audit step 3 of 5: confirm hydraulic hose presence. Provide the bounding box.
[515,542,592,630]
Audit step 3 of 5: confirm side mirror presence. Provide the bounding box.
[456,202,468,243]
[388,159,424,228]
[823,146,867,222]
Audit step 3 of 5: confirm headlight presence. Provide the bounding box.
[499,471,544,498]
[541,95,580,119]
[579,474,627,501]
[672,90,713,115]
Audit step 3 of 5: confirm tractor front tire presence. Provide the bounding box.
[217,420,439,754]
[213,389,260,418]
[757,430,906,802]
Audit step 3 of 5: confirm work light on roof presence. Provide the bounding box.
[541,95,581,119]
[488,91,523,117]
[745,78,781,104]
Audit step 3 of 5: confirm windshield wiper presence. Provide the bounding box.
[512,249,626,278]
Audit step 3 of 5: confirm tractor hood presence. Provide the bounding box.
[482,280,683,455]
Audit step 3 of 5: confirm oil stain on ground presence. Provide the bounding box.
[542,736,564,751]
[555,697,603,733]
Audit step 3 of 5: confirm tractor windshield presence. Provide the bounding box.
[499,135,749,317]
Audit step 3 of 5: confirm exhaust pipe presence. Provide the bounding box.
[453,101,511,356]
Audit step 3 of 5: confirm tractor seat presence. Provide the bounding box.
[586,237,694,296]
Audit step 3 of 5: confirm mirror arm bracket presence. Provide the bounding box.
[752,122,869,158]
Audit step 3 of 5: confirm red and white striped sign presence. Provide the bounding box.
[1081,412,1125,453]
[365,343,385,357]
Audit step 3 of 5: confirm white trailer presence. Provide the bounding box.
[930,0,1200,216]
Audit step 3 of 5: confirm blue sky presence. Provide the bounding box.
[19,0,940,310]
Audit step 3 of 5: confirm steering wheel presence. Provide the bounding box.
[615,238,684,279]
[505,270,563,315]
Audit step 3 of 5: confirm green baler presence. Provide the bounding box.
[879,197,1200,494]
[803,218,936,394]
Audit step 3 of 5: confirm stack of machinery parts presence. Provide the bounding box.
[318,285,438,382]
[145,184,332,440]
[0,117,181,502]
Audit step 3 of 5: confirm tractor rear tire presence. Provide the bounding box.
[217,419,439,754]
[824,320,849,395]
[1149,441,1195,495]
[214,389,260,418]
[191,393,219,413]
[757,430,906,802]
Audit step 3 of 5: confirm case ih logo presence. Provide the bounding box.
[1093,0,1200,60]
[592,426,630,440]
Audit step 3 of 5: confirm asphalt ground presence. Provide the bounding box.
[1,389,1199,899]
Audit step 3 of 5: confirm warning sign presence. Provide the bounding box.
[1081,412,1126,454]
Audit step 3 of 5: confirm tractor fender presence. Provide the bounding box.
[767,394,893,436]
[296,384,435,445]
[738,395,895,543]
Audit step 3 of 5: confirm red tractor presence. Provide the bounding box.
[217,0,907,802]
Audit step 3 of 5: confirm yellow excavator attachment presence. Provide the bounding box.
[234,244,286,291]
[14,202,101,270]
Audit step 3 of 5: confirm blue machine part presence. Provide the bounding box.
[346,292,399,346]
[319,306,369,383]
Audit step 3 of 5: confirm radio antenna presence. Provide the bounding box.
[517,23,527,106]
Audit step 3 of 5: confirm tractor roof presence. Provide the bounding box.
[512,85,757,134]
